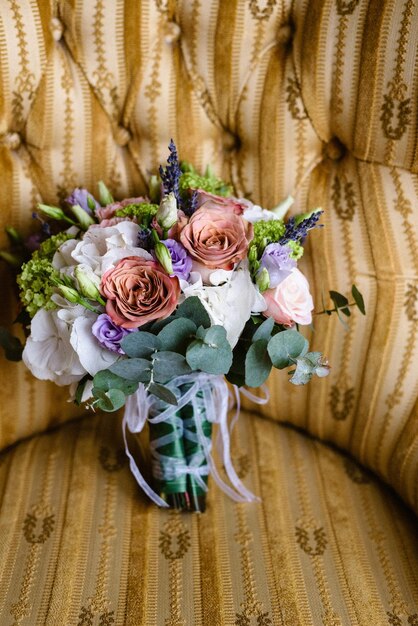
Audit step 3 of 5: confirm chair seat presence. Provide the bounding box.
[0,410,417,625]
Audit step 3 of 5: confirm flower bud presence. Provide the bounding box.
[97,180,114,206]
[0,250,23,268]
[256,267,270,293]
[5,226,23,245]
[70,204,95,230]
[156,192,178,230]
[248,245,258,263]
[154,242,173,275]
[74,266,102,301]
[58,284,81,304]
[38,203,70,222]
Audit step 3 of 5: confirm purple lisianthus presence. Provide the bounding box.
[161,238,192,281]
[66,188,100,215]
[259,243,296,288]
[92,314,134,354]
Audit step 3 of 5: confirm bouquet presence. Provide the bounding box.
[0,141,365,512]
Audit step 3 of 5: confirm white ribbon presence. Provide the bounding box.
[122,373,270,507]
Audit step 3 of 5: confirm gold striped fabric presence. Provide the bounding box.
[0,410,417,625]
[0,0,417,514]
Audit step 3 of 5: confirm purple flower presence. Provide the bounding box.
[92,314,134,354]
[161,238,192,281]
[259,243,296,288]
[66,188,100,215]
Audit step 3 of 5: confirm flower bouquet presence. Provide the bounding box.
[0,141,365,512]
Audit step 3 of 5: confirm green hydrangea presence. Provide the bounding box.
[114,203,158,226]
[17,231,76,317]
[251,219,286,256]
[35,232,75,261]
[17,258,60,317]
[287,239,304,260]
[179,163,232,197]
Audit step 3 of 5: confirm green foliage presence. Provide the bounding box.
[157,318,197,354]
[252,317,274,342]
[152,351,191,383]
[174,296,211,329]
[186,325,233,375]
[288,352,330,385]
[93,388,126,412]
[148,382,178,405]
[0,326,23,361]
[250,219,286,258]
[352,284,366,315]
[121,332,161,358]
[267,329,308,369]
[109,358,151,381]
[245,339,272,387]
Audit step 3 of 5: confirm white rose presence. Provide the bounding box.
[22,308,86,386]
[53,221,152,278]
[182,265,266,347]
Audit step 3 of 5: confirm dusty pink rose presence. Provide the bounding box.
[100,256,180,328]
[263,269,313,326]
[180,207,252,270]
[195,189,251,215]
[96,197,146,222]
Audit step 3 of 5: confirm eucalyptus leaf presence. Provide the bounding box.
[152,351,192,383]
[120,332,160,358]
[267,330,308,369]
[93,369,139,395]
[109,357,151,381]
[352,284,366,315]
[252,317,275,343]
[288,357,315,385]
[74,376,90,405]
[148,382,178,406]
[174,296,211,328]
[157,318,196,353]
[329,290,350,316]
[186,331,233,375]
[245,339,272,387]
[93,388,126,412]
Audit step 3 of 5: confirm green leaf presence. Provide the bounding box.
[120,332,160,358]
[245,339,272,387]
[93,388,126,412]
[152,351,192,383]
[109,358,151,381]
[150,316,176,333]
[74,376,90,405]
[352,284,366,315]
[288,357,315,385]
[157,318,197,353]
[0,326,23,361]
[98,180,114,205]
[148,382,178,406]
[252,317,275,343]
[267,329,308,369]
[329,290,350,316]
[175,296,211,328]
[186,326,233,375]
[93,370,139,395]
[225,370,246,387]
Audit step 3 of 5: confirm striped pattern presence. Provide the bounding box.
[0,1,417,621]
[0,411,417,624]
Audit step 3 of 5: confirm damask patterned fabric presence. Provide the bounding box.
[1,0,416,513]
[0,2,417,623]
[0,410,417,625]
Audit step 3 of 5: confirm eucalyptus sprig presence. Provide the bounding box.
[316,285,366,327]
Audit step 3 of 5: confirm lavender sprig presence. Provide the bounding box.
[279,210,324,245]
[183,189,199,217]
[159,139,182,206]
[137,228,153,251]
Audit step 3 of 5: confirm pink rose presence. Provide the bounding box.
[96,197,147,222]
[100,256,180,328]
[263,269,313,326]
[195,189,251,215]
[180,207,252,270]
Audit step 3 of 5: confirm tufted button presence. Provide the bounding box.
[277,23,294,46]
[164,21,181,44]
[50,17,64,41]
[222,130,240,153]
[114,125,132,147]
[1,132,21,151]
[325,137,346,161]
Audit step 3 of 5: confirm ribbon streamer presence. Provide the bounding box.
[122,373,269,507]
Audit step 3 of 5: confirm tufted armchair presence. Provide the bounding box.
[0,1,417,624]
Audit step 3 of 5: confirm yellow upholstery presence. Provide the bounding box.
[0,0,417,623]
[1,411,417,625]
